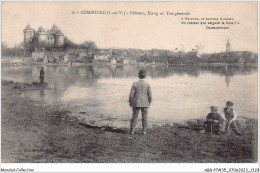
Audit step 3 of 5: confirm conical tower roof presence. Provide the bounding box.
[51,24,58,31]
[36,26,47,34]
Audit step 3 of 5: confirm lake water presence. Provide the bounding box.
[1,64,258,128]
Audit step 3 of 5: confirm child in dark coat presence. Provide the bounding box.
[203,106,222,135]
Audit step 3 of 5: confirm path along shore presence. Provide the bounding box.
[1,80,258,163]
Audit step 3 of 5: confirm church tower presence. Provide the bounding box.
[226,39,231,52]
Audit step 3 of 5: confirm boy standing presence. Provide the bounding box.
[129,69,152,135]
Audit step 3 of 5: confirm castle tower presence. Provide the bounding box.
[54,29,64,47]
[226,39,231,52]
[51,24,59,32]
[23,24,35,52]
[35,26,48,47]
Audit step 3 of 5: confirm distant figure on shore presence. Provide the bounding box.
[39,66,45,84]
[203,106,222,135]
[221,101,241,135]
[129,69,152,135]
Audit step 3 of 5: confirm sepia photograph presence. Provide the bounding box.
[1,1,259,172]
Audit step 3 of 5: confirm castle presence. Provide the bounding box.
[24,24,64,52]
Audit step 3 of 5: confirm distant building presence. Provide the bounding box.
[32,52,45,62]
[68,48,86,54]
[94,55,109,60]
[32,49,69,63]
[43,56,48,63]
[46,52,69,63]
[111,58,116,64]
[98,49,112,56]
[79,52,88,58]
[24,24,65,53]
[226,39,231,52]
[122,57,137,65]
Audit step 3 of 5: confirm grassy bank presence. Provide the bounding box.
[1,81,258,163]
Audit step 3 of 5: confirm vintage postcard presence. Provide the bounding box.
[1,1,259,172]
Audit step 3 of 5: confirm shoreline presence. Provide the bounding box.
[1,60,258,67]
[1,80,258,163]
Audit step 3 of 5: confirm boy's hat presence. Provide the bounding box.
[226,101,233,106]
[210,106,218,111]
[138,69,147,75]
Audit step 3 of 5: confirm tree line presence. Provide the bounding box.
[2,37,98,57]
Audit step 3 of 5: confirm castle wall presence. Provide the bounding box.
[47,38,54,46]
[54,34,64,47]
[37,33,48,42]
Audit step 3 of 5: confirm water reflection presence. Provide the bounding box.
[1,64,258,126]
[225,75,230,88]
[40,87,45,97]
[2,64,257,82]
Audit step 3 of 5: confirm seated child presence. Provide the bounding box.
[203,106,222,135]
[221,101,241,135]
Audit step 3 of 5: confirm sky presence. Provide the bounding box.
[1,1,258,53]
